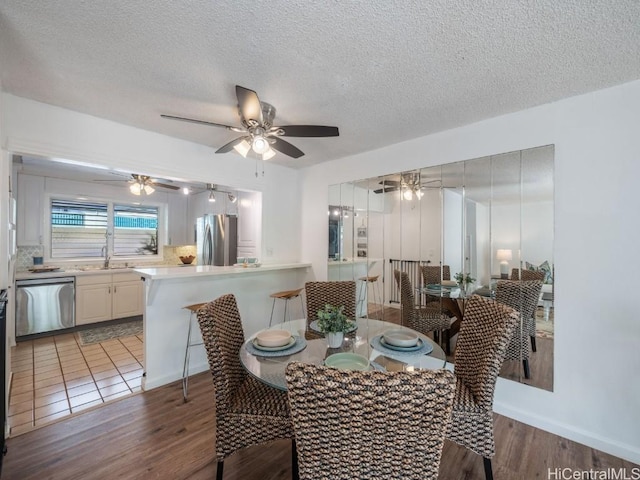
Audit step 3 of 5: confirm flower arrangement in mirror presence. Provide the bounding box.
[454,272,476,295]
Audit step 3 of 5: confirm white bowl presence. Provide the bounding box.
[382,329,419,348]
[255,329,291,347]
[324,353,370,371]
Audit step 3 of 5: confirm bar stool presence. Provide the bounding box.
[182,302,206,402]
[269,288,304,327]
[357,275,382,319]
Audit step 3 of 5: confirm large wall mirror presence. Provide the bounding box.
[328,145,554,391]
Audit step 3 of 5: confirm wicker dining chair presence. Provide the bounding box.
[421,264,451,285]
[304,281,356,338]
[446,295,519,480]
[196,294,294,480]
[394,270,452,346]
[510,268,544,282]
[495,280,542,379]
[510,268,545,351]
[285,362,456,480]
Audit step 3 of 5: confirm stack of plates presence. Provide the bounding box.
[253,330,293,352]
[381,329,424,352]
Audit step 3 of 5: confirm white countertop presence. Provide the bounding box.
[134,262,311,280]
[15,267,142,280]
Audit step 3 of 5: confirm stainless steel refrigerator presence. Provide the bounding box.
[196,214,238,266]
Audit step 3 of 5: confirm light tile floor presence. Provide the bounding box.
[8,331,144,437]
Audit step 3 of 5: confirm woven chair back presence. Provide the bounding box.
[393,269,418,326]
[511,268,545,282]
[495,280,542,361]
[197,294,246,418]
[453,295,519,410]
[286,362,455,480]
[305,281,356,323]
[421,265,451,285]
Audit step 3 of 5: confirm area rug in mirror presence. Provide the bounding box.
[77,319,143,345]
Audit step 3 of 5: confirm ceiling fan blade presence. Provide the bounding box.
[273,125,339,137]
[270,137,305,159]
[379,180,401,186]
[373,187,399,194]
[236,85,263,126]
[215,136,247,154]
[160,114,237,130]
[152,182,180,190]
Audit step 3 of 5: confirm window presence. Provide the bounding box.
[50,199,159,259]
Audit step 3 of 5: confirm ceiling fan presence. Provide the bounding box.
[161,85,339,160]
[373,173,439,199]
[127,174,179,196]
[94,173,180,196]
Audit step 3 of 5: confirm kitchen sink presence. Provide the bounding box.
[78,265,134,271]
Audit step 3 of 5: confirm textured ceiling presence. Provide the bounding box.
[1,1,640,169]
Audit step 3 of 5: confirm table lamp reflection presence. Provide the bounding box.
[496,249,512,279]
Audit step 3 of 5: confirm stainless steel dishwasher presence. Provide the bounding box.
[15,276,75,337]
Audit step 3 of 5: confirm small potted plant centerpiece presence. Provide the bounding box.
[454,272,476,296]
[316,304,355,348]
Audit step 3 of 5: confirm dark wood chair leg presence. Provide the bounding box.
[483,457,494,480]
[523,359,530,379]
[292,438,299,480]
[216,461,224,480]
[444,330,451,355]
[530,336,537,352]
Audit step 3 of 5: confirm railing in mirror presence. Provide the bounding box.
[328,144,554,391]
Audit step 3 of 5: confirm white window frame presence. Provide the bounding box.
[44,193,166,264]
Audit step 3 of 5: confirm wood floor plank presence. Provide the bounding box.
[3,372,637,480]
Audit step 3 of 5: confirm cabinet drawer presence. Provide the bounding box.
[76,274,113,286]
[112,272,143,283]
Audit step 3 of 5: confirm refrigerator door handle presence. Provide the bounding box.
[204,222,213,265]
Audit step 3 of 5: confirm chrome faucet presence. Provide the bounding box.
[101,246,110,269]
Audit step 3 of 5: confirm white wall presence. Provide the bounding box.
[300,80,640,464]
[0,94,301,265]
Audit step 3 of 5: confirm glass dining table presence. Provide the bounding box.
[239,318,447,390]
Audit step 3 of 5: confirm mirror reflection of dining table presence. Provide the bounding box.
[240,318,447,390]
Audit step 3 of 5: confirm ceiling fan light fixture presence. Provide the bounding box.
[251,135,269,154]
[260,148,276,161]
[144,184,155,195]
[233,139,251,158]
[228,193,237,203]
[130,182,142,195]
[182,186,190,195]
[208,190,216,203]
[403,189,413,201]
[415,190,424,199]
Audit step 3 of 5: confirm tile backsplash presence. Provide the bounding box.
[16,245,197,271]
[16,245,44,270]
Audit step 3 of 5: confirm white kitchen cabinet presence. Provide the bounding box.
[76,272,143,325]
[16,173,45,246]
[166,193,188,245]
[237,191,262,258]
[112,279,143,319]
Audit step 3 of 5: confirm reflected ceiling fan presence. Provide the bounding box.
[95,173,180,196]
[374,173,438,199]
[161,85,339,160]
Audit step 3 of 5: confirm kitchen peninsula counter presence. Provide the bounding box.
[134,262,312,390]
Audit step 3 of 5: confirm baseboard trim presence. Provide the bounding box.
[141,361,209,391]
[494,400,640,465]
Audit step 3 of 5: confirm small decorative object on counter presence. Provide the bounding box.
[179,255,195,264]
[316,304,355,348]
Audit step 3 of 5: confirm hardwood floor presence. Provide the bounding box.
[3,372,637,480]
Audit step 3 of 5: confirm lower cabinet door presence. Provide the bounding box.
[112,281,143,319]
[76,284,112,325]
